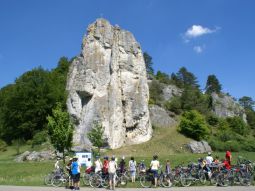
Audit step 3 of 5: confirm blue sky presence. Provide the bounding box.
[0,0,255,100]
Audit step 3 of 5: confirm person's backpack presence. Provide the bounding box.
[108,161,116,173]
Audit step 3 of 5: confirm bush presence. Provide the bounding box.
[164,97,182,114]
[149,79,164,106]
[179,110,210,141]
[206,114,219,126]
[0,139,7,151]
[32,130,49,148]
[226,117,249,136]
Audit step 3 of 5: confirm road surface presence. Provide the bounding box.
[0,186,254,191]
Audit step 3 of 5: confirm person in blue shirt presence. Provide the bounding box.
[71,156,81,190]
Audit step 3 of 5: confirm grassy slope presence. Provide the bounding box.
[0,128,255,186]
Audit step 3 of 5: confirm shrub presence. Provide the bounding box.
[0,139,7,151]
[179,110,210,141]
[164,97,182,115]
[226,117,250,136]
[206,114,219,126]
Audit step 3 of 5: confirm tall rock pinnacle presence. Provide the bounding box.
[66,18,152,150]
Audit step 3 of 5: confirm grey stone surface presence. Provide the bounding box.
[149,105,177,128]
[14,151,30,162]
[66,18,152,150]
[187,140,212,153]
[162,84,182,101]
[15,150,55,162]
[211,92,247,122]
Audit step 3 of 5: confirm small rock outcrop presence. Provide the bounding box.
[186,141,212,153]
[66,18,152,150]
[211,93,247,122]
[15,150,55,162]
[162,84,182,101]
[149,105,177,128]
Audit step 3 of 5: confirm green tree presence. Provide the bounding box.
[175,67,199,88]
[205,74,222,94]
[143,52,154,75]
[155,71,170,84]
[149,79,164,105]
[239,96,255,110]
[87,121,104,155]
[179,110,210,141]
[47,103,73,164]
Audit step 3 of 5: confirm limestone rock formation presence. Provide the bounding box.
[66,18,152,150]
[162,84,182,101]
[211,92,247,122]
[149,105,177,128]
[186,140,212,153]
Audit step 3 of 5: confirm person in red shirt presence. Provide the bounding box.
[103,156,109,174]
[225,150,232,165]
[223,159,231,170]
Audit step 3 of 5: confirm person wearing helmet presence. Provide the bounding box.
[150,155,160,187]
[102,156,109,176]
[66,158,73,189]
[108,156,118,190]
[119,156,126,174]
[71,156,81,190]
[206,152,213,165]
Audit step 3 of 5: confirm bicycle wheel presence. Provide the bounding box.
[140,174,153,188]
[239,172,252,186]
[44,173,53,186]
[51,174,63,187]
[101,175,110,188]
[160,174,173,188]
[117,175,128,187]
[82,173,90,186]
[216,172,229,187]
[180,173,192,187]
[210,172,219,186]
[199,171,207,185]
[89,174,102,188]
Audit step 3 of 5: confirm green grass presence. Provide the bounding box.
[0,127,255,186]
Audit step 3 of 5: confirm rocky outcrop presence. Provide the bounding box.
[186,141,212,153]
[66,18,152,150]
[15,150,55,162]
[211,93,247,122]
[162,84,182,101]
[149,105,177,128]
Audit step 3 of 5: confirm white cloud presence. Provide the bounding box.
[193,45,204,53]
[184,25,219,38]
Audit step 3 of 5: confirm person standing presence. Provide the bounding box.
[119,156,126,174]
[71,156,81,190]
[205,152,214,165]
[129,157,137,182]
[94,156,102,173]
[225,150,232,165]
[66,158,73,189]
[165,160,171,174]
[108,156,118,190]
[150,155,160,187]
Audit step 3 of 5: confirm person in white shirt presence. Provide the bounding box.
[94,156,102,173]
[150,155,160,187]
[86,158,92,169]
[108,156,118,190]
[206,152,214,165]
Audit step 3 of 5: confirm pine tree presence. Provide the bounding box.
[205,74,222,94]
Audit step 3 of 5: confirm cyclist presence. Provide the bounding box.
[94,156,102,173]
[150,155,160,187]
[108,156,118,190]
[225,150,232,165]
[165,160,171,174]
[71,156,81,190]
[129,156,137,183]
[138,160,146,173]
[66,158,73,189]
[119,156,126,174]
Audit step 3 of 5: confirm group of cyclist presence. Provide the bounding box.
[61,150,233,190]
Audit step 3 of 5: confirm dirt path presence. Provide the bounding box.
[0,185,254,191]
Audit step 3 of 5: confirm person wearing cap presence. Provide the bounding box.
[71,156,81,190]
[108,156,118,190]
[94,156,102,173]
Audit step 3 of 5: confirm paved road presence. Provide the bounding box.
[0,186,254,191]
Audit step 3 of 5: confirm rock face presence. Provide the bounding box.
[66,18,152,150]
[162,84,182,101]
[149,105,177,128]
[211,93,247,122]
[186,141,212,153]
